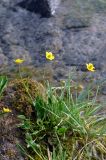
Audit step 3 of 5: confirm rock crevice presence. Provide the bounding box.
[18,0,61,17]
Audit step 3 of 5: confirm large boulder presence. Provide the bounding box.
[0,0,106,82]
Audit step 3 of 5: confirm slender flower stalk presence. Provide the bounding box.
[14,58,34,104]
[14,58,24,78]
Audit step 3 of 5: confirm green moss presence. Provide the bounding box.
[6,149,16,158]
[3,78,46,116]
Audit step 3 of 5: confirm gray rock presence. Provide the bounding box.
[64,17,90,29]
[101,86,106,95]
[0,0,106,76]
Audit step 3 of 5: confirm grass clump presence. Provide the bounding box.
[18,79,106,160]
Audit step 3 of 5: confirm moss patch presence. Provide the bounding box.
[2,78,46,116]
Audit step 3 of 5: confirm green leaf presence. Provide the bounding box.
[0,76,8,98]
[57,127,67,135]
[18,115,26,120]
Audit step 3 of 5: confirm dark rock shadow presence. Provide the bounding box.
[18,0,51,17]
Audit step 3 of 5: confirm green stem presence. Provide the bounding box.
[18,64,34,104]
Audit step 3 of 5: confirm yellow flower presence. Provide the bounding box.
[14,59,24,64]
[86,63,95,72]
[46,51,55,60]
[78,84,84,90]
[3,107,12,113]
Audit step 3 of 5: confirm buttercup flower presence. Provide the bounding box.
[78,84,84,90]
[46,51,55,60]
[14,59,24,64]
[86,63,95,72]
[3,107,12,113]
